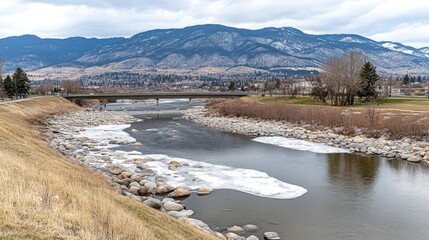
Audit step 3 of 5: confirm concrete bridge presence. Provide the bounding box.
[63,92,249,106]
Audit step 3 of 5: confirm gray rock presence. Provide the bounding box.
[163,201,184,212]
[128,186,140,195]
[168,211,187,219]
[243,224,259,232]
[161,198,175,204]
[401,154,413,160]
[138,186,148,195]
[407,156,422,163]
[143,198,161,209]
[107,164,125,175]
[227,225,245,233]
[144,181,157,191]
[264,232,281,240]
[197,186,214,195]
[213,232,227,240]
[129,181,141,188]
[226,232,245,240]
[169,187,191,198]
[246,236,259,240]
[182,218,212,233]
[141,169,155,176]
[180,209,194,217]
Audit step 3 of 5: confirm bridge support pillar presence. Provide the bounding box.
[189,98,192,107]
[156,98,159,106]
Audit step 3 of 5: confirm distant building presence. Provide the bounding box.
[391,83,428,96]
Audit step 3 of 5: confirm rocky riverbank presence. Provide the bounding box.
[184,107,429,165]
[46,109,281,240]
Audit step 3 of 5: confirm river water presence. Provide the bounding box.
[107,100,429,240]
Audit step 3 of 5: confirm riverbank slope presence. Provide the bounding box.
[0,97,215,240]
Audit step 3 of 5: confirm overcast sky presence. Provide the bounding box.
[0,0,427,48]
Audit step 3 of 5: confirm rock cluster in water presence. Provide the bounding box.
[46,109,279,240]
[184,108,429,165]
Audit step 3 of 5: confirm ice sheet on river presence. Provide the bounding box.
[142,154,307,199]
[253,136,350,154]
[76,124,136,143]
[77,125,307,199]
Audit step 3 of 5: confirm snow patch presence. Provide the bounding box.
[340,37,363,43]
[74,124,136,144]
[253,136,350,154]
[382,43,414,55]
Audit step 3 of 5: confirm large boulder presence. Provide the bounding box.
[170,187,191,198]
[225,232,245,240]
[407,156,422,163]
[163,201,184,212]
[168,211,187,219]
[128,186,140,195]
[138,186,148,195]
[213,232,227,240]
[169,160,181,168]
[182,218,212,233]
[246,236,259,240]
[141,169,155,176]
[144,181,157,192]
[353,137,365,143]
[243,224,259,232]
[227,226,245,233]
[263,232,281,240]
[107,164,125,175]
[143,198,161,209]
[197,186,213,195]
[400,153,413,160]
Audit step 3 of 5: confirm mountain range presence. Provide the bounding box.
[1,24,428,75]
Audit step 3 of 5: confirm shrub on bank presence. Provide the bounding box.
[208,99,429,139]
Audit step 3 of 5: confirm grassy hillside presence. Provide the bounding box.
[0,97,215,240]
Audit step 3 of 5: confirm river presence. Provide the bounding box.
[107,100,429,240]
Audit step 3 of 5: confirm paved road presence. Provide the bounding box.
[0,96,45,105]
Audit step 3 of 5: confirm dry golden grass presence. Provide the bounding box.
[0,97,216,240]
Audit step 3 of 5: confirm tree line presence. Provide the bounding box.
[309,51,381,106]
[0,66,31,101]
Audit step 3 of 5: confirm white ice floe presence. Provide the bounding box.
[141,154,307,199]
[253,136,350,154]
[74,124,136,144]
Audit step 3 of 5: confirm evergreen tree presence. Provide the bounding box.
[275,79,281,89]
[228,81,236,91]
[403,74,410,85]
[3,75,15,98]
[358,61,380,103]
[13,68,30,98]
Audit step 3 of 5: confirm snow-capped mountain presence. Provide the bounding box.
[1,24,428,74]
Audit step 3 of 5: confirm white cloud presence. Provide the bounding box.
[0,0,427,47]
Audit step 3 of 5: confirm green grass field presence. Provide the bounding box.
[247,95,429,111]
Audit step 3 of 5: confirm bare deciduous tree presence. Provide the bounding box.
[61,80,82,94]
[281,79,299,98]
[322,51,366,106]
